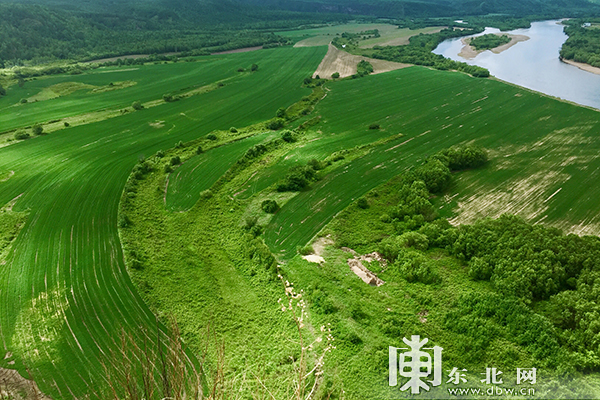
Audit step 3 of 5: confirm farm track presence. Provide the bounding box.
[0,46,326,398]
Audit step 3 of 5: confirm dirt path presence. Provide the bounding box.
[211,46,263,55]
[313,44,410,79]
[458,34,529,59]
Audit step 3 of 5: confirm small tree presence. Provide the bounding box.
[196,146,203,154]
[368,123,380,130]
[281,130,295,143]
[207,133,217,141]
[132,101,143,110]
[229,127,238,133]
[170,156,181,166]
[32,124,44,136]
[276,107,286,118]
[251,63,258,71]
[261,199,279,213]
[332,72,340,79]
[14,130,30,140]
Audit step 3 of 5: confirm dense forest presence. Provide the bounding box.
[560,18,600,67]
[1,0,600,64]
[330,146,600,375]
[239,0,599,18]
[0,0,347,64]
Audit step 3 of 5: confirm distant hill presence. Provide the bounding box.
[238,0,600,17]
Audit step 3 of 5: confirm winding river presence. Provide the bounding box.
[433,20,600,110]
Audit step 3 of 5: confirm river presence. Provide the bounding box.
[433,20,600,110]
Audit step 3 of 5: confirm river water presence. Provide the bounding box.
[433,20,600,110]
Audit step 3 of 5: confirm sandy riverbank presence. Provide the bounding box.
[562,58,600,76]
[458,34,529,59]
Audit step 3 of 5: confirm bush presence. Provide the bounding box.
[395,251,441,284]
[276,107,286,118]
[207,134,217,141]
[245,216,258,229]
[266,119,285,130]
[229,127,237,133]
[32,124,44,136]
[162,94,174,102]
[155,150,165,158]
[251,64,258,71]
[237,67,245,72]
[307,158,326,170]
[281,130,295,143]
[200,189,213,199]
[20,98,27,104]
[298,244,314,255]
[63,122,70,127]
[261,199,279,213]
[196,146,203,154]
[164,164,173,173]
[368,123,380,130]
[14,130,30,140]
[170,156,181,166]
[332,72,340,79]
[132,101,143,110]
[414,158,451,193]
[397,231,429,251]
[276,165,317,192]
[357,197,368,209]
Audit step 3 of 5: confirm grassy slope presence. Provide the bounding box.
[263,67,600,255]
[0,45,326,398]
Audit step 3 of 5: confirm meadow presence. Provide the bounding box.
[2,39,600,399]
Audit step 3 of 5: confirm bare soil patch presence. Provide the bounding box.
[344,249,386,286]
[458,34,529,59]
[0,367,52,400]
[313,44,409,79]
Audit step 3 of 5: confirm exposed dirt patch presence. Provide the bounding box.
[302,235,334,264]
[458,34,529,59]
[0,367,52,400]
[313,44,410,79]
[346,251,386,286]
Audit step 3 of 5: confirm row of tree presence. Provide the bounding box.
[365,27,490,77]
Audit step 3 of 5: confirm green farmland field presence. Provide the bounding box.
[0,46,326,398]
[263,67,600,255]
